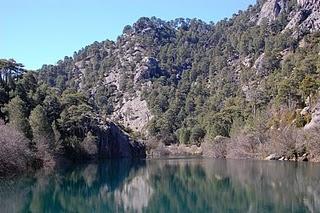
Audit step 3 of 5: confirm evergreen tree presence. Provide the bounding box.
[5,96,32,139]
[29,105,54,146]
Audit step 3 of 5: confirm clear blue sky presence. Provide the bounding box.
[1,0,256,70]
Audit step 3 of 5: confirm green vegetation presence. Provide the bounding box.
[0,59,106,173]
[140,13,319,145]
[35,1,320,148]
[0,59,98,150]
[1,0,320,175]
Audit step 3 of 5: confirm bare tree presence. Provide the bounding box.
[0,124,34,176]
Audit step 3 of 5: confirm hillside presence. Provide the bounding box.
[1,0,320,173]
[39,0,320,137]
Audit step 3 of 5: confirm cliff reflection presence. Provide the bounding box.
[0,159,319,212]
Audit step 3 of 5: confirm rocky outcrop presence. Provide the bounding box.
[285,0,320,35]
[100,123,146,158]
[298,0,320,8]
[265,153,281,160]
[257,0,287,25]
[111,92,152,133]
[253,53,268,76]
[264,153,309,161]
[69,23,162,135]
[133,57,163,83]
[258,0,320,35]
[304,102,320,130]
[82,122,146,159]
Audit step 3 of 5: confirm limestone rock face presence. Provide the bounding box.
[99,123,146,158]
[62,22,161,135]
[134,57,162,83]
[83,122,146,159]
[297,0,319,8]
[257,0,287,25]
[285,0,320,34]
[304,103,320,130]
[111,92,152,133]
[253,53,268,76]
[258,0,320,35]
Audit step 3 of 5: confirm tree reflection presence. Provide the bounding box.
[0,159,319,212]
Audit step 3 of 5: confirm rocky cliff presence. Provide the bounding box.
[286,0,320,35]
[81,122,146,159]
[257,0,288,25]
[257,0,320,34]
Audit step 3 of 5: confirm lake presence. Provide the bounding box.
[1,158,319,213]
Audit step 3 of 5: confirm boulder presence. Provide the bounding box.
[300,153,309,162]
[300,106,310,116]
[265,153,281,160]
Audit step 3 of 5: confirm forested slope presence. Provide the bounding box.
[2,0,320,172]
[39,0,320,144]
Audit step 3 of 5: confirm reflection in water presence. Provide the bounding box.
[0,159,320,212]
[114,170,153,212]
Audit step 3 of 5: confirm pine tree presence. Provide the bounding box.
[29,105,54,146]
[5,96,32,139]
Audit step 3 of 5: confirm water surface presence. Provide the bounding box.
[1,158,320,213]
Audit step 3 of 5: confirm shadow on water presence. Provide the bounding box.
[0,158,320,212]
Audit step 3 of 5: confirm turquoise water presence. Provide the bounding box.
[1,158,320,213]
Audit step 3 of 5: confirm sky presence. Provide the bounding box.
[1,0,256,70]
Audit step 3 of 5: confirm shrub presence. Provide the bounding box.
[262,128,304,160]
[190,126,205,143]
[0,124,35,176]
[304,128,320,162]
[227,134,262,159]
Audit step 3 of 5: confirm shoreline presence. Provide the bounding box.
[1,151,318,179]
[147,143,320,163]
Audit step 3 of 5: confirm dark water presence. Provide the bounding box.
[1,158,320,213]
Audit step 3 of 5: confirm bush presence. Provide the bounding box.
[227,134,262,159]
[304,128,320,162]
[261,128,304,160]
[177,128,191,144]
[202,136,228,158]
[190,126,205,143]
[0,124,35,176]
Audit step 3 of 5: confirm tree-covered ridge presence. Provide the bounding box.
[0,58,98,155]
[1,0,320,170]
[0,59,146,175]
[36,0,319,146]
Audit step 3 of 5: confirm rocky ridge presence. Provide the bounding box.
[287,0,320,35]
[65,21,170,134]
[39,0,320,140]
[257,0,320,35]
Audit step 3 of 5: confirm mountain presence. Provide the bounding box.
[1,0,320,172]
[38,0,320,139]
